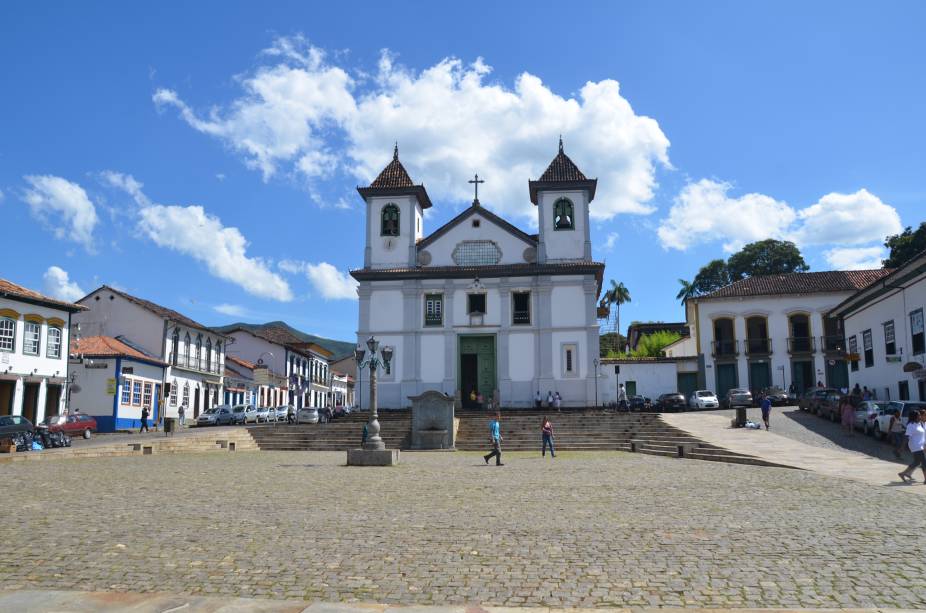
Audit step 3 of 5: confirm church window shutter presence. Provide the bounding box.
[381,204,400,236]
[512,292,531,325]
[553,198,574,230]
[424,294,443,327]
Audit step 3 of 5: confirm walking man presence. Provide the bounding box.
[178,402,186,427]
[760,393,772,430]
[484,413,503,466]
[899,410,926,484]
[618,384,628,412]
[139,406,150,433]
[535,390,542,409]
[541,416,555,458]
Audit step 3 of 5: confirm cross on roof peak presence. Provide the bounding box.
[468,173,485,206]
[393,142,399,161]
[559,135,564,153]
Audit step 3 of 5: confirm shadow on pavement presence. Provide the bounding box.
[775,408,908,465]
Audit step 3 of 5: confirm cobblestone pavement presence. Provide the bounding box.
[1,451,925,609]
[702,405,908,464]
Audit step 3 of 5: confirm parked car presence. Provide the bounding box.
[854,400,886,435]
[332,406,349,419]
[42,414,97,439]
[0,414,35,439]
[723,388,753,409]
[273,406,289,422]
[254,406,273,423]
[629,395,652,411]
[814,392,846,422]
[798,387,839,413]
[214,405,235,426]
[655,392,687,412]
[759,387,790,407]
[688,390,719,410]
[232,404,258,425]
[874,401,926,439]
[196,407,220,426]
[297,407,320,424]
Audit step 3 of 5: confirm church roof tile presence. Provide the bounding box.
[357,145,433,208]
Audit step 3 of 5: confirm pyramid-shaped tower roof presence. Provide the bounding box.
[357,144,432,208]
[528,138,597,205]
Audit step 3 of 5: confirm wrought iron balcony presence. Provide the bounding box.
[821,335,846,354]
[788,336,816,354]
[745,337,772,355]
[711,339,738,358]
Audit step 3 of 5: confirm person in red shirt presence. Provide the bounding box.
[541,417,555,458]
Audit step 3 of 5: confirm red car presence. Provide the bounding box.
[42,414,97,439]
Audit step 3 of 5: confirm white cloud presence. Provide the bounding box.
[154,37,670,221]
[0,188,5,202]
[658,181,903,258]
[824,246,886,270]
[138,204,292,301]
[279,259,357,300]
[100,171,151,207]
[22,175,99,251]
[657,179,796,252]
[214,303,246,317]
[42,266,85,301]
[793,189,902,246]
[601,232,619,252]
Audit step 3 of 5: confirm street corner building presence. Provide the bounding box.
[350,142,605,409]
[0,278,85,423]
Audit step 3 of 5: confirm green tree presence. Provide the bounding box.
[603,280,631,348]
[692,259,732,295]
[599,332,628,357]
[884,222,926,268]
[630,330,683,358]
[726,239,808,280]
[676,278,695,304]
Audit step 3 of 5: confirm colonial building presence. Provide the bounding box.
[829,251,926,401]
[329,370,352,408]
[350,142,605,408]
[69,335,167,431]
[74,286,227,419]
[685,270,892,398]
[0,279,84,422]
[223,324,332,410]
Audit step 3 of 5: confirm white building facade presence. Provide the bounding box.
[686,270,891,398]
[351,143,604,409]
[74,286,226,420]
[0,279,83,423]
[830,252,926,401]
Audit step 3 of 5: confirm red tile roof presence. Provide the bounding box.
[85,285,215,334]
[226,355,256,370]
[699,269,893,300]
[70,335,166,365]
[0,278,86,312]
[537,146,588,182]
[370,146,415,188]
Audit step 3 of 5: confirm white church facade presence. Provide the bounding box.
[351,143,605,409]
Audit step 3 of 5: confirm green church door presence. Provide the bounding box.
[749,361,771,393]
[459,335,496,408]
[715,363,738,398]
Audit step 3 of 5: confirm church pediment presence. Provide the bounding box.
[416,205,537,268]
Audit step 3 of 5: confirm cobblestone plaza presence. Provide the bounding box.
[1,451,925,609]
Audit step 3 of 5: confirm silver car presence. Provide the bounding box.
[196,407,220,426]
[232,404,258,425]
[297,407,319,424]
[724,388,753,409]
[273,405,289,422]
[254,405,272,423]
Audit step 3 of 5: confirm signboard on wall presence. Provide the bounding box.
[254,365,269,386]
[106,378,117,394]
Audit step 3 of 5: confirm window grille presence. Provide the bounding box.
[23,322,40,355]
[452,240,501,266]
[512,292,531,325]
[425,294,443,326]
[47,327,62,358]
[0,318,13,352]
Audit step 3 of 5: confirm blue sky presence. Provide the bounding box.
[2,1,924,342]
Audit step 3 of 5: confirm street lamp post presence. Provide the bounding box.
[354,336,394,451]
[354,345,363,413]
[593,358,600,409]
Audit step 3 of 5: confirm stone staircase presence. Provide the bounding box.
[0,427,258,463]
[455,410,787,467]
[247,412,411,451]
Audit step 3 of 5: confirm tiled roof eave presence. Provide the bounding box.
[694,288,864,302]
[356,185,432,209]
[350,262,605,282]
[528,179,597,205]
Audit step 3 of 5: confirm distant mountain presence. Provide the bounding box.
[214,320,355,360]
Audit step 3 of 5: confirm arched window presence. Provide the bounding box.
[182,382,190,407]
[205,338,213,373]
[183,333,191,367]
[47,326,62,359]
[553,198,574,230]
[215,342,222,372]
[196,335,203,370]
[170,379,178,406]
[381,203,400,236]
[0,318,15,352]
[171,329,180,365]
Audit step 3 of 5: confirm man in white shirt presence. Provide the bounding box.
[899,409,926,484]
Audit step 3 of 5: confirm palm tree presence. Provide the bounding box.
[606,280,631,351]
[676,279,695,304]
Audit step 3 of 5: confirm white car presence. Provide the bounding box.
[689,390,719,410]
[874,401,926,439]
[297,407,319,424]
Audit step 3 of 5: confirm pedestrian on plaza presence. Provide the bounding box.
[484,413,503,466]
[178,403,186,427]
[760,394,772,430]
[862,386,872,401]
[840,396,855,436]
[535,390,542,409]
[618,384,628,412]
[139,406,149,433]
[541,416,555,457]
[469,389,477,407]
[817,380,824,388]
[361,422,368,448]
[889,409,906,459]
[898,410,926,484]
[546,390,554,408]
[554,391,562,412]
[477,392,484,410]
